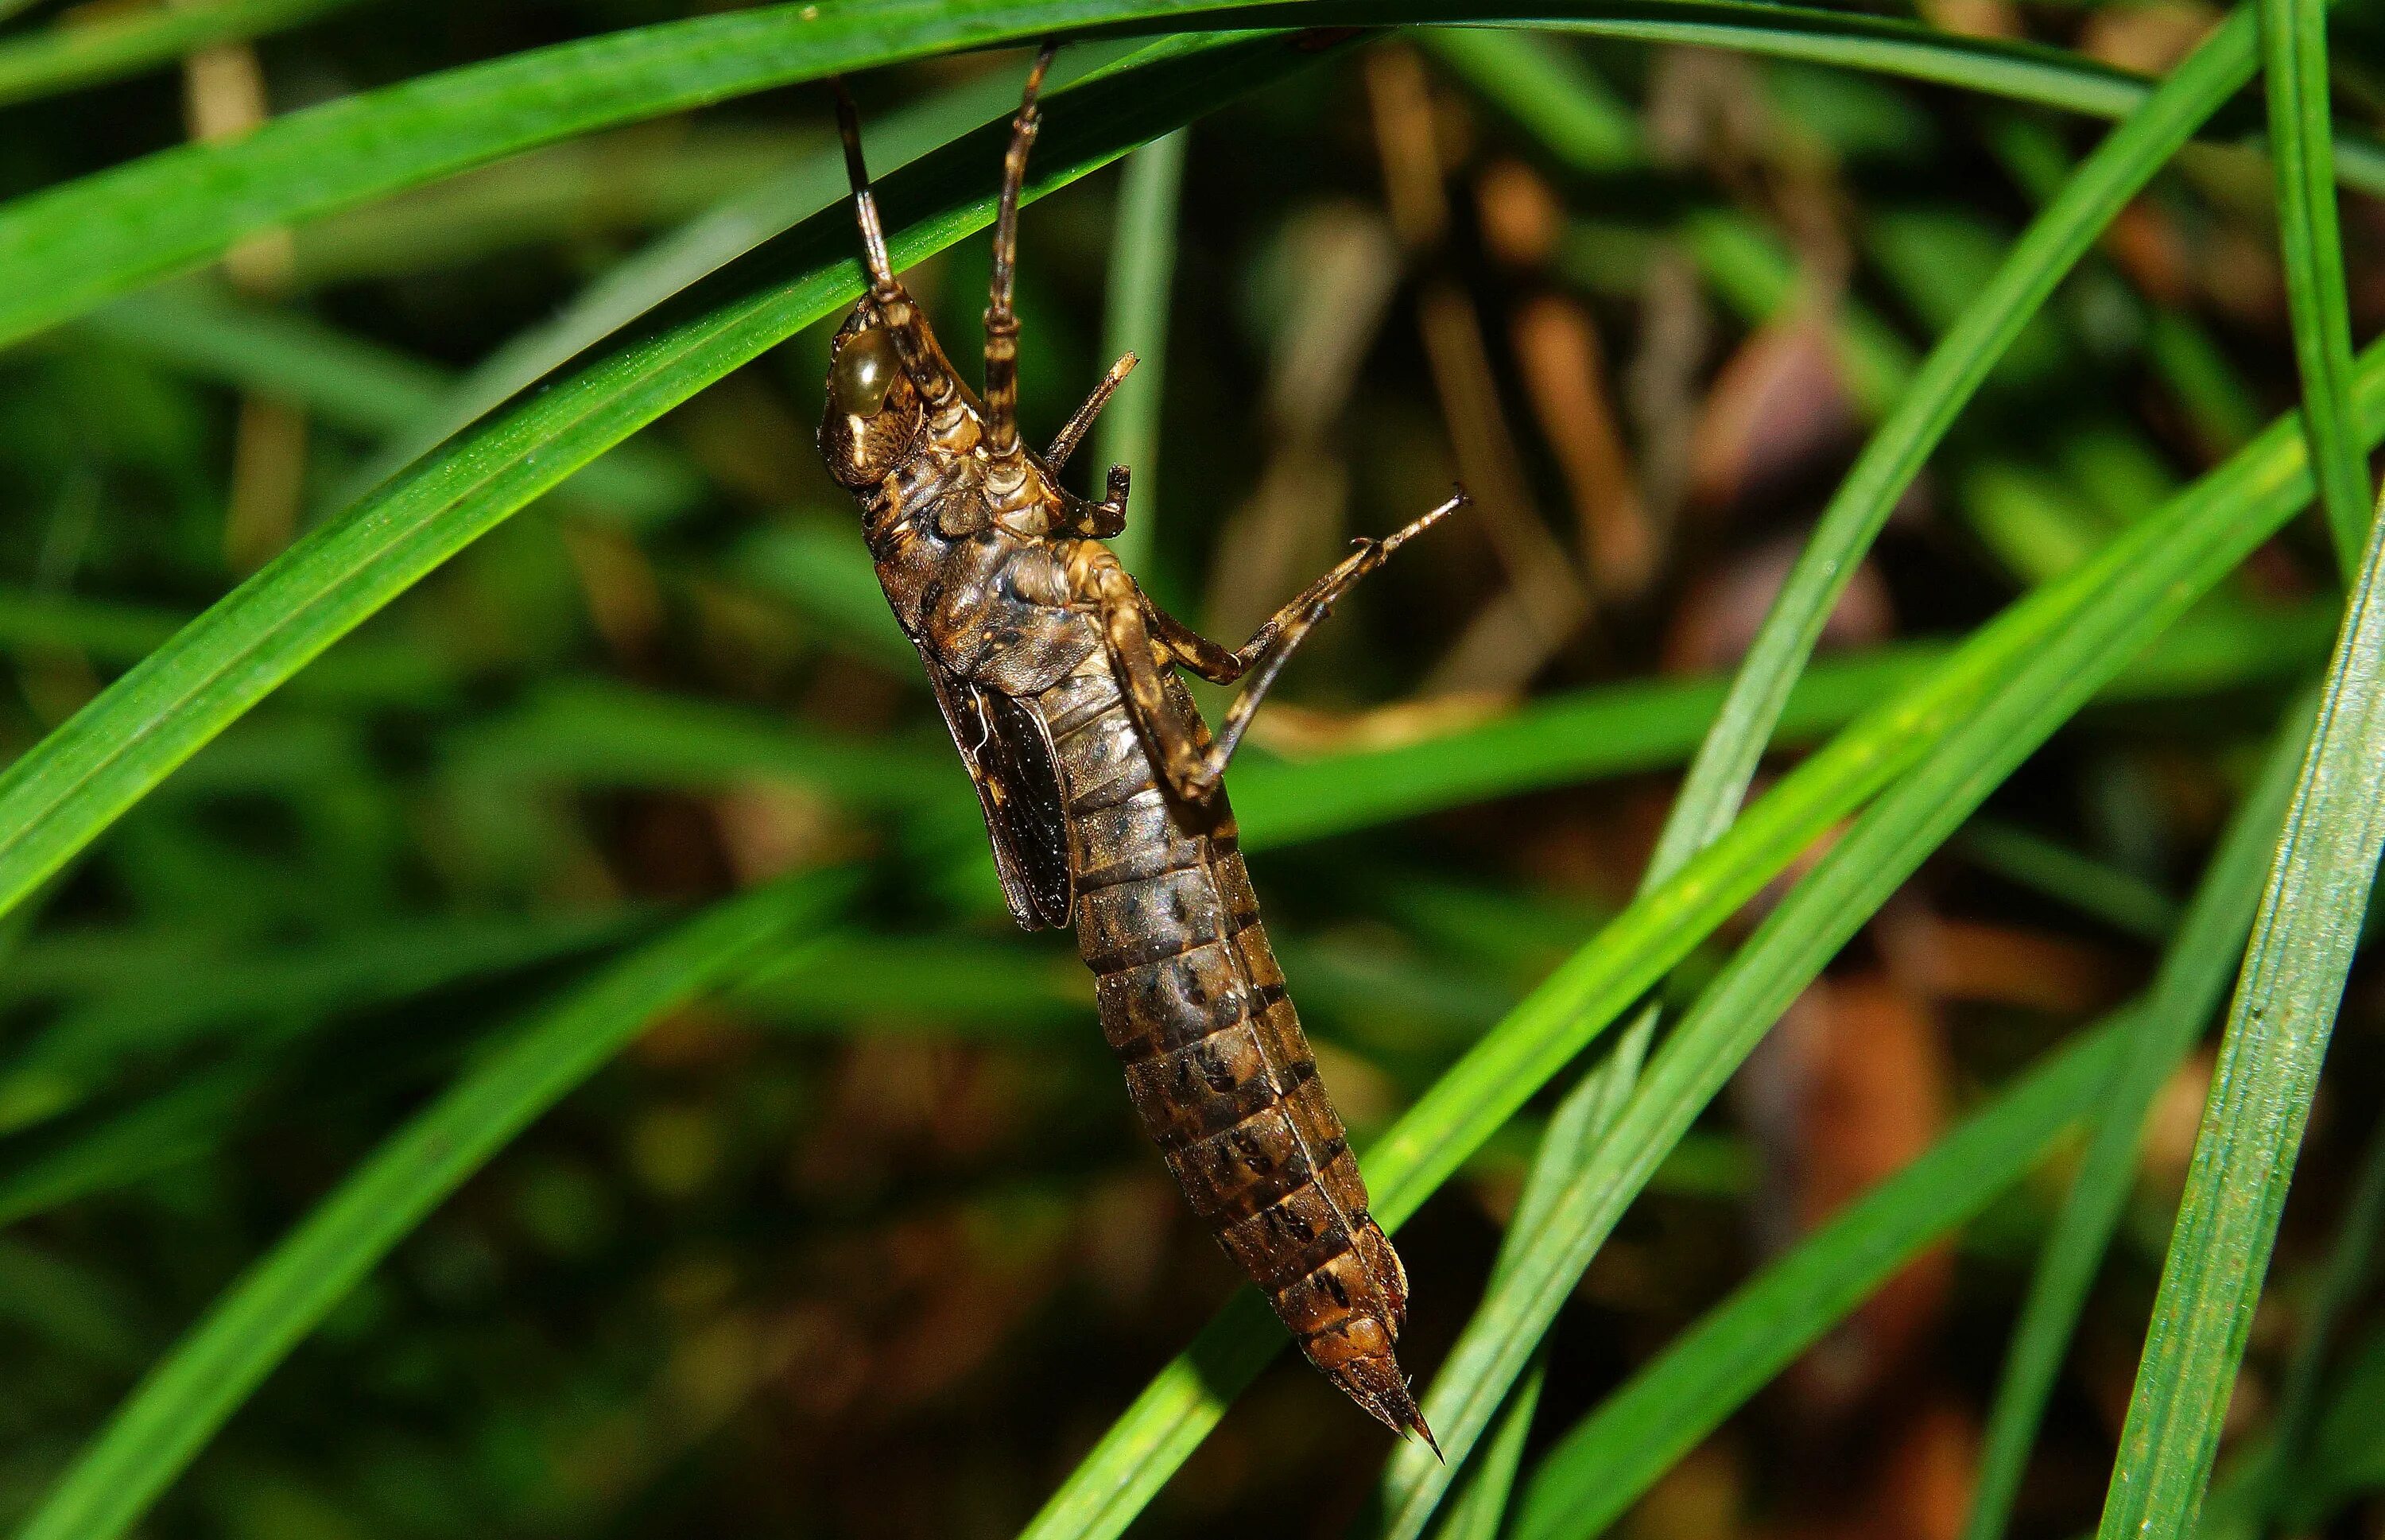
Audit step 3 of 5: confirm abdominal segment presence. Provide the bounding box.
[1040,664,1425,1438]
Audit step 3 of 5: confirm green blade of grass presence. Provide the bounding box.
[2094,485,2385,1540]
[1093,126,1188,581]
[427,604,2329,864]
[1376,16,2270,1530]
[0,583,458,707]
[1,0,2379,354]
[1955,817,2184,943]
[440,680,953,811]
[2188,1111,2385,1538]
[1418,29,1643,174]
[0,1059,271,1228]
[0,32,1305,928]
[1433,1359,1546,1540]
[1650,2,2259,882]
[1509,1011,2137,1540]
[1231,600,2328,848]
[330,56,1085,514]
[11,867,851,1540]
[76,286,702,526]
[1957,699,2312,1540]
[2247,1114,2385,1531]
[0,910,642,1135]
[1015,323,2385,1540]
[0,0,377,111]
[1382,305,2319,1540]
[2262,0,2371,573]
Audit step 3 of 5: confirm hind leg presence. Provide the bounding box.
[1132,489,1468,799]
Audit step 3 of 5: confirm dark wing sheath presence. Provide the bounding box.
[920,653,1074,929]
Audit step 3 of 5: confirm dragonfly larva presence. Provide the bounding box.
[816,43,1464,1447]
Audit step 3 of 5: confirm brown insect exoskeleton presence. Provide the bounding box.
[817,45,1464,1448]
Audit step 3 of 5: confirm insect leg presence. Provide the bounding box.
[1150,487,1471,686]
[1081,490,1464,802]
[982,41,1059,463]
[1046,351,1137,471]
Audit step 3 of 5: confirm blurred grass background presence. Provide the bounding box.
[2,3,2385,1539]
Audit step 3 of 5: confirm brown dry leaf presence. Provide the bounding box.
[1478,158,1564,269]
[1368,43,1587,691]
[1259,203,1403,441]
[1414,280,1588,663]
[712,781,840,884]
[179,18,293,293]
[1642,47,1772,181]
[1243,689,1511,757]
[562,519,666,660]
[1918,0,2022,40]
[2139,1045,2217,1188]
[1206,203,1398,638]
[1686,312,1856,515]
[1204,443,1353,643]
[222,396,309,575]
[1513,293,1658,597]
[1836,1399,1981,1540]
[1631,1441,1744,1540]
[2102,202,2197,308]
[1878,911,2126,1016]
[1627,242,1712,530]
[2080,1,2220,73]
[1365,46,1450,250]
[180,16,311,571]
[1756,974,1953,1419]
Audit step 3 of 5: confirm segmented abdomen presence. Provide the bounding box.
[1034,661,1424,1436]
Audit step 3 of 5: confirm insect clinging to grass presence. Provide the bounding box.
[817,42,1466,1446]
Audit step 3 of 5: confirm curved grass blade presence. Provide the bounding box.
[1646,2,2259,882]
[2094,484,2385,1540]
[13,867,852,1540]
[0,33,1305,927]
[1379,320,2343,1540]
[331,57,1084,513]
[78,286,701,525]
[1015,337,2385,1540]
[1953,819,2182,943]
[1509,1012,2136,1540]
[1957,697,2313,1540]
[1094,126,1188,580]
[421,611,2321,869]
[1418,29,1642,174]
[1434,1359,1545,1540]
[2241,1113,2385,1533]
[1376,14,2271,1530]
[2262,0,2371,574]
[2,0,2379,353]
[0,0,375,111]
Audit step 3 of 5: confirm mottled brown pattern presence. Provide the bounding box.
[813,49,1460,1447]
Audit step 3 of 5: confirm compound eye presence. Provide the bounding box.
[829,325,902,417]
